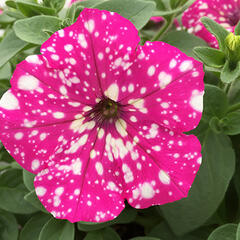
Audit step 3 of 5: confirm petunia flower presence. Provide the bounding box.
[182,0,240,48]
[0,8,204,223]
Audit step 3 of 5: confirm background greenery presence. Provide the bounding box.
[0,0,240,239]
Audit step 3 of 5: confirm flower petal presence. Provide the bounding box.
[41,8,140,101]
[119,42,204,132]
[0,64,95,173]
[115,119,202,208]
[34,128,125,222]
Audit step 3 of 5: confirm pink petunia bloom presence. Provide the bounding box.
[182,0,240,48]
[0,9,204,223]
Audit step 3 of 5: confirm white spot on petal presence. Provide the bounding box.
[18,75,39,91]
[31,160,40,171]
[36,186,46,197]
[190,90,204,112]
[84,19,95,33]
[105,83,119,101]
[95,162,103,175]
[141,183,155,199]
[0,91,19,110]
[159,170,170,185]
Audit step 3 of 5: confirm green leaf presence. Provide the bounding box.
[5,0,17,9]
[227,78,240,104]
[84,227,121,240]
[15,0,55,17]
[24,190,48,212]
[162,30,207,58]
[221,111,240,135]
[0,12,15,24]
[149,222,213,240]
[0,63,11,80]
[160,131,235,235]
[0,169,22,188]
[19,213,51,240]
[0,185,38,214]
[235,20,240,35]
[202,84,228,121]
[43,0,66,13]
[201,17,229,51]
[13,15,62,45]
[194,47,225,68]
[208,224,237,240]
[236,223,240,240]
[94,0,156,30]
[23,169,35,191]
[220,60,240,83]
[0,210,18,240]
[39,218,75,240]
[0,30,28,68]
[78,207,136,231]
[153,0,196,17]
[130,237,161,240]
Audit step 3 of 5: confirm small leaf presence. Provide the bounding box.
[201,17,229,51]
[153,0,196,17]
[194,47,225,68]
[220,60,240,83]
[43,0,66,13]
[94,0,156,30]
[0,210,18,240]
[15,0,55,17]
[162,30,207,58]
[208,224,237,240]
[222,111,240,135]
[202,84,228,121]
[0,30,28,68]
[13,15,62,45]
[235,20,240,35]
[19,213,51,240]
[84,227,121,240]
[0,169,22,188]
[39,218,75,240]
[0,12,15,24]
[23,169,35,191]
[24,190,48,212]
[0,185,38,214]
[130,237,161,240]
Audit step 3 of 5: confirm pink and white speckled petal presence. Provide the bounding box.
[34,126,125,223]
[115,120,202,208]
[0,60,96,173]
[41,8,140,100]
[182,0,240,47]
[119,42,204,132]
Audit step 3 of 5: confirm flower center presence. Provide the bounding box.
[90,98,120,122]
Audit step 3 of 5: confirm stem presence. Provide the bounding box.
[227,102,240,113]
[151,16,175,42]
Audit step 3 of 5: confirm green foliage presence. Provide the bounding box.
[95,0,156,30]
[84,227,121,240]
[207,223,238,240]
[0,0,240,239]
[39,218,75,240]
[0,30,28,68]
[19,213,51,240]
[201,17,229,52]
[0,210,18,240]
[162,30,207,58]
[13,15,62,45]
